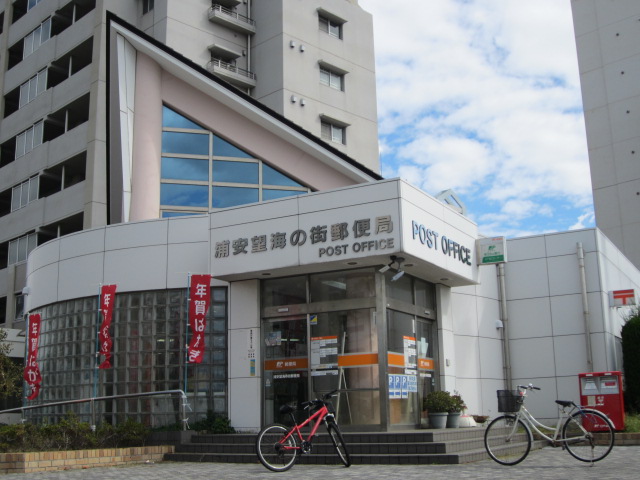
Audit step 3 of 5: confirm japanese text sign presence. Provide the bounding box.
[24,313,42,400]
[188,274,212,363]
[98,284,117,369]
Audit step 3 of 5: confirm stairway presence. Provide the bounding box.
[164,428,510,465]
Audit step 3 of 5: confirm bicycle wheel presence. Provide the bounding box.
[562,409,614,462]
[255,424,298,472]
[484,415,532,465]
[326,422,351,467]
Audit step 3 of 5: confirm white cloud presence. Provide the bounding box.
[360,0,593,237]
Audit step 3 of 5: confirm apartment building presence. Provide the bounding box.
[571,0,640,269]
[0,0,379,331]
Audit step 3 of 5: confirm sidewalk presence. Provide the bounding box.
[4,446,639,480]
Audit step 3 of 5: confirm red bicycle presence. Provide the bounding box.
[255,389,351,472]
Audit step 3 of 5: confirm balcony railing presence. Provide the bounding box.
[206,58,256,88]
[208,4,256,34]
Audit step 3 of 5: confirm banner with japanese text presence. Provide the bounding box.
[98,284,117,369]
[24,313,42,400]
[188,274,212,363]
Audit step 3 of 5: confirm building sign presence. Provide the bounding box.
[410,221,473,266]
[476,237,507,265]
[609,289,636,307]
[214,214,395,260]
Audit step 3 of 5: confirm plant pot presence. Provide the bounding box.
[429,412,448,429]
[447,411,462,428]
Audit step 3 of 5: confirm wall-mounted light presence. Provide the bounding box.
[300,98,306,106]
[495,320,504,329]
[300,44,305,52]
[290,95,298,103]
[289,40,296,48]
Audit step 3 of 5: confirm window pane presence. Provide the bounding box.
[29,177,39,202]
[329,23,341,38]
[11,187,21,211]
[37,69,47,94]
[24,32,34,58]
[161,211,198,218]
[211,186,258,208]
[263,164,303,187]
[162,131,209,155]
[33,121,43,146]
[29,77,37,102]
[213,136,252,158]
[162,106,203,130]
[320,69,330,86]
[212,160,258,184]
[25,128,34,152]
[20,83,29,107]
[18,236,28,262]
[263,189,304,201]
[27,233,37,255]
[160,183,208,207]
[161,157,208,181]
[262,276,307,307]
[8,240,18,265]
[332,126,344,144]
[41,18,51,42]
[20,183,29,207]
[16,133,26,158]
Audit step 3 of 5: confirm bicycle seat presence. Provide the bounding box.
[555,400,573,408]
[279,404,295,414]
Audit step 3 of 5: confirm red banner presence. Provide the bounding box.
[23,313,42,400]
[188,274,212,363]
[98,284,117,369]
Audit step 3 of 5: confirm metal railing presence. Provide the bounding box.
[0,390,191,430]
[206,58,256,81]
[209,4,256,27]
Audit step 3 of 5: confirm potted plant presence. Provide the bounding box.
[447,391,467,428]
[423,391,453,429]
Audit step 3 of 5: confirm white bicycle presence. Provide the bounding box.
[484,384,615,465]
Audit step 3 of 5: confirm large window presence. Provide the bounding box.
[11,176,39,211]
[143,0,154,14]
[15,121,44,159]
[19,69,47,108]
[8,232,37,265]
[23,18,51,59]
[160,106,309,217]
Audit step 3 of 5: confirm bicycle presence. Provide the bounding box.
[255,389,351,472]
[484,384,615,466]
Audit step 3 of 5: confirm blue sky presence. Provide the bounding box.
[359,0,594,238]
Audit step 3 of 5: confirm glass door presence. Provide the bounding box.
[416,317,438,427]
[262,315,308,425]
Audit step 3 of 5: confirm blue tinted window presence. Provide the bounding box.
[162,106,203,130]
[162,157,208,181]
[263,189,306,201]
[162,132,209,155]
[162,211,200,218]
[213,161,259,184]
[161,184,208,207]
[213,136,252,158]
[212,186,259,208]
[263,164,303,187]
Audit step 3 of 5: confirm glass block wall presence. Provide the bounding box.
[28,287,227,427]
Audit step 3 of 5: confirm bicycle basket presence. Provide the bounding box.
[497,390,523,413]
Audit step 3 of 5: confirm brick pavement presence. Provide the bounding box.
[3,446,638,480]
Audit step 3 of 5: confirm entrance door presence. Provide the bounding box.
[262,316,308,424]
[416,318,437,427]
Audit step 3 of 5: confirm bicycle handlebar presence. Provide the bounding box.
[517,383,541,391]
[298,390,339,411]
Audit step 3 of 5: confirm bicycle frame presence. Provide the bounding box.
[513,403,598,446]
[279,404,331,451]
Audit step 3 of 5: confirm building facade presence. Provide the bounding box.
[0,0,378,331]
[571,0,640,269]
[16,15,640,430]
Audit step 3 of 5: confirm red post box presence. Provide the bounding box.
[578,371,625,431]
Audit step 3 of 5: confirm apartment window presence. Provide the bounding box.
[8,232,37,265]
[321,120,345,145]
[28,0,44,10]
[14,294,25,321]
[160,106,309,216]
[23,18,51,59]
[320,66,344,91]
[143,0,154,14]
[11,176,39,211]
[15,121,44,159]
[19,69,47,108]
[319,15,343,39]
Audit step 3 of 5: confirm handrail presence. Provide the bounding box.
[0,389,191,431]
[210,4,256,26]
[206,59,256,80]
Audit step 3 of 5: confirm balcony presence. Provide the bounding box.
[206,59,256,89]
[208,4,256,35]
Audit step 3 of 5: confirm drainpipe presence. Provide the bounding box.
[498,263,512,389]
[577,242,594,372]
[247,0,252,93]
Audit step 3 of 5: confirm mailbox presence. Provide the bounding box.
[578,371,625,431]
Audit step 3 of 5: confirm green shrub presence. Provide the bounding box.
[622,308,640,413]
[423,391,453,413]
[190,410,235,434]
[114,418,150,447]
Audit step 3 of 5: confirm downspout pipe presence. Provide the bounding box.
[577,242,594,372]
[498,263,512,389]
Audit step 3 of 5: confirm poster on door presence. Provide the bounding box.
[388,373,418,398]
[403,335,417,375]
[311,335,338,370]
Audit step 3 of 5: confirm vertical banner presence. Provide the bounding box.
[188,274,212,363]
[24,313,42,400]
[98,284,117,369]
